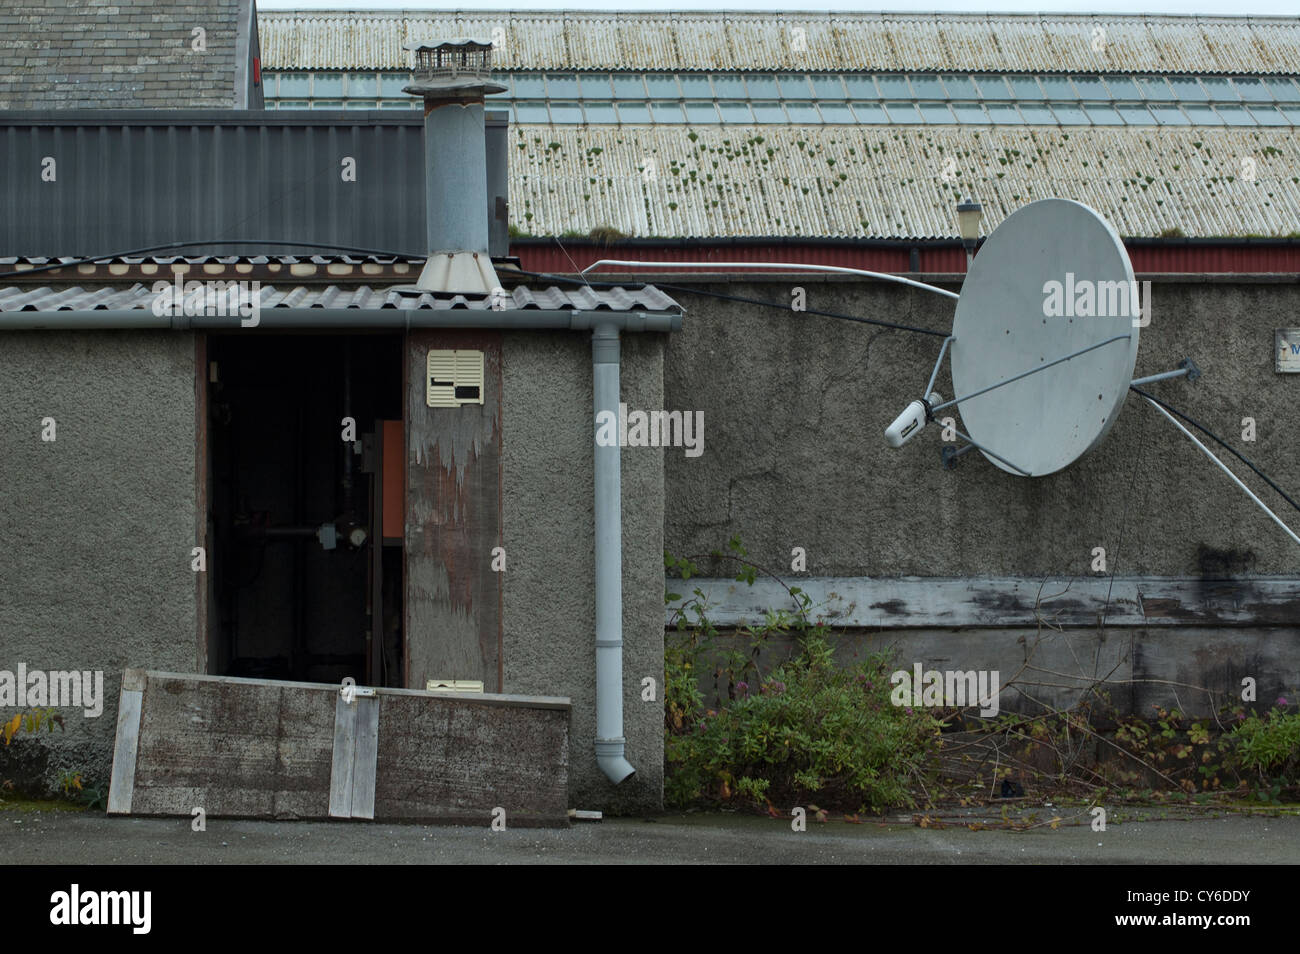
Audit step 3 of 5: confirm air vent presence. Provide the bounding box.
[426,349,485,407]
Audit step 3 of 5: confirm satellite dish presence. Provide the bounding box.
[948,199,1140,476]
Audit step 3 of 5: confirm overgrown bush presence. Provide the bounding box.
[664,538,943,814]
[1228,702,1300,801]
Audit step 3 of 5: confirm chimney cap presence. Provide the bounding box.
[404,36,504,98]
[403,37,494,52]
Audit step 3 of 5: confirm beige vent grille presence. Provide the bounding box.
[426,349,485,407]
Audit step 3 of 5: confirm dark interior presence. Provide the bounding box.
[206,333,404,687]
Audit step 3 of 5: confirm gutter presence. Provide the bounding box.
[0,308,682,333]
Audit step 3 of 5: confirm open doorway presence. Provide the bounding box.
[205,333,404,688]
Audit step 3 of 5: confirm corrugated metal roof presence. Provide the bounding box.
[259,12,1300,75]
[0,282,679,313]
[0,254,422,268]
[506,124,1300,240]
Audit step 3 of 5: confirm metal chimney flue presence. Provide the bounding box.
[403,38,507,295]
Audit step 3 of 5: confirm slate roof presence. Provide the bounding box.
[0,0,256,108]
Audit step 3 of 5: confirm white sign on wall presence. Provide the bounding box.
[1277,330,1300,373]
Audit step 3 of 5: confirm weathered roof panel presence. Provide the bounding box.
[505,124,1300,240]
[0,282,679,314]
[259,11,1300,75]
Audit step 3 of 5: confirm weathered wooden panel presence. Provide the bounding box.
[405,330,503,692]
[373,693,570,826]
[668,576,1300,628]
[106,670,144,815]
[108,670,570,824]
[121,674,336,819]
[329,693,380,819]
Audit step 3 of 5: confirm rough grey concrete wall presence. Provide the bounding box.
[692,624,1298,719]
[0,332,197,795]
[664,278,1300,579]
[502,331,666,814]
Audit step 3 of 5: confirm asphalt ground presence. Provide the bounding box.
[3,804,1296,864]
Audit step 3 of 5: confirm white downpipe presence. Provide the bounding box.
[592,322,635,784]
[581,259,961,300]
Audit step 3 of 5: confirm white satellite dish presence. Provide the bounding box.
[576,203,1299,547]
[948,199,1141,476]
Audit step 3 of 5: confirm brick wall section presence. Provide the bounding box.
[0,0,242,108]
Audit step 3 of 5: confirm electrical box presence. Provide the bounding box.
[426,350,485,407]
[425,679,485,694]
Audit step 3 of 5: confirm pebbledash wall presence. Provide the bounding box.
[660,275,1300,715]
[3,275,1298,806]
[0,332,198,791]
[0,327,668,814]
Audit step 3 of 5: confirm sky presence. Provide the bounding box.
[257,0,1300,14]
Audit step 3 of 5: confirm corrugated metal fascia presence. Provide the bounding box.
[513,241,1300,275]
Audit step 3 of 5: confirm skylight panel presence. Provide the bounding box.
[917,101,954,123]
[611,75,647,97]
[548,101,583,123]
[1136,77,1174,101]
[910,74,947,98]
[1083,104,1124,125]
[973,76,1013,99]
[777,74,812,97]
[583,102,618,123]
[650,101,686,122]
[842,76,879,98]
[616,102,651,123]
[1168,77,1208,101]
[1117,104,1156,124]
[850,102,888,123]
[678,75,713,98]
[1038,76,1075,98]
[1231,77,1273,101]
[1008,77,1045,99]
[1070,75,1107,99]
[579,74,613,98]
[1149,105,1192,125]
[1102,75,1140,100]
[784,102,823,122]
[818,102,855,122]
[875,74,910,97]
[718,102,753,123]
[546,73,580,98]
[683,102,720,123]
[810,75,846,99]
[1213,104,1253,125]
[1016,103,1056,123]
[1048,102,1089,123]
[644,74,680,98]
